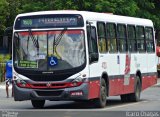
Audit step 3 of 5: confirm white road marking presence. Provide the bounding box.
[101,100,149,111]
[0,85,12,89]
[0,101,149,112]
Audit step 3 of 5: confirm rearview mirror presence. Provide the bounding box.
[89,53,98,63]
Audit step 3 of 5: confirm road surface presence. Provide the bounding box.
[0,79,160,117]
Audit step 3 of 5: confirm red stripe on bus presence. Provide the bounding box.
[109,78,124,96]
[109,75,157,96]
[88,80,100,99]
[17,82,84,89]
[19,30,82,36]
[109,78,135,96]
[19,32,47,36]
[142,75,157,90]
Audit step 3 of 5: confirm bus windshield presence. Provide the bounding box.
[13,30,85,71]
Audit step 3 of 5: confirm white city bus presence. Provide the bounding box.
[12,10,157,108]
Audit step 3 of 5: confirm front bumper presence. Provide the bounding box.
[13,82,89,101]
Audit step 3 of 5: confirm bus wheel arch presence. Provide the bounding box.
[129,70,142,102]
[31,100,45,109]
[93,72,109,108]
[120,70,142,102]
[136,70,142,91]
[101,72,109,97]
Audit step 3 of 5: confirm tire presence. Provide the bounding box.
[94,78,107,108]
[129,77,141,102]
[157,71,160,78]
[120,94,130,102]
[120,76,141,102]
[31,100,45,109]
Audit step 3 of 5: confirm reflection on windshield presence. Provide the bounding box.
[14,30,85,71]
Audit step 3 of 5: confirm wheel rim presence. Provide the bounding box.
[136,83,140,99]
[101,84,106,102]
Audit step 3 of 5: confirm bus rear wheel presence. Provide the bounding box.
[120,76,141,102]
[31,100,45,109]
[120,94,130,102]
[130,77,141,102]
[94,78,107,108]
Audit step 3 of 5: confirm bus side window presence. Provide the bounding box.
[106,23,117,53]
[127,25,137,52]
[136,26,145,52]
[87,26,98,63]
[97,22,107,53]
[117,24,127,52]
[145,27,155,53]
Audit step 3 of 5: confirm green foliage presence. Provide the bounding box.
[0,54,10,63]
[0,54,10,82]
[1,0,160,82]
[0,0,160,39]
[0,0,9,35]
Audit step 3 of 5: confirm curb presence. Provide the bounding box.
[0,83,12,89]
[154,82,160,87]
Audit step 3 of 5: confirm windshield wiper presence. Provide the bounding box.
[53,28,67,58]
[28,29,39,56]
[15,32,27,59]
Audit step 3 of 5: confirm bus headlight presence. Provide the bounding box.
[16,78,31,88]
[69,77,87,87]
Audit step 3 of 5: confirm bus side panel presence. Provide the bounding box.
[105,54,121,96]
[122,77,135,94]
[88,80,100,99]
[109,77,123,96]
[143,53,157,90]
[108,76,135,96]
[109,74,157,96]
[142,75,157,90]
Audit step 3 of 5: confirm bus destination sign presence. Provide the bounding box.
[15,14,84,29]
[18,60,38,68]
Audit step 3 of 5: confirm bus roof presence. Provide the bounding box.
[16,10,153,27]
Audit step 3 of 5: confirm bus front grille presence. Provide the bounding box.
[24,73,73,81]
[36,90,63,97]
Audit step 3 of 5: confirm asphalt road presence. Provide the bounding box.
[0,80,160,117]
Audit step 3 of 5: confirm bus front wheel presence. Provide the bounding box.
[31,100,45,109]
[94,78,107,108]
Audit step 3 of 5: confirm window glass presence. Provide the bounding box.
[136,26,145,52]
[136,26,145,39]
[117,24,127,52]
[97,22,107,53]
[127,25,136,52]
[87,26,98,54]
[145,27,154,52]
[117,25,126,38]
[106,23,117,53]
[145,27,153,40]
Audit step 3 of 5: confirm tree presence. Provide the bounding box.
[0,0,9,34]
[0,0,160,42]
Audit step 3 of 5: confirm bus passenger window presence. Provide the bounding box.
[145,27,155,52]
[136,26,145,52]
[117,24,127,52]
[127,25,136,52]
[97,22,107,53]
[87,26,98,56]
[106,23,117,53]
